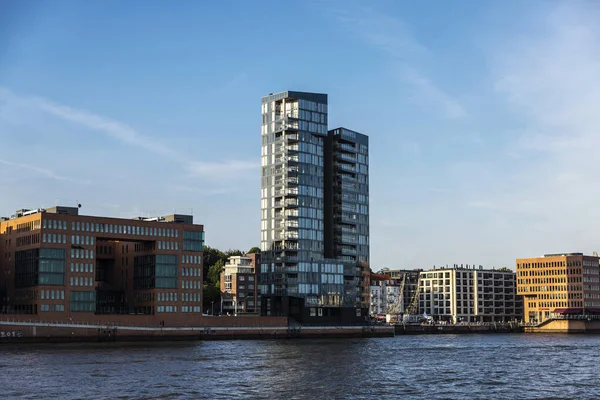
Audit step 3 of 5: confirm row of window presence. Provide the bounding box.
[182,255,201,265]
[182,268,200,277]
[70,276,94,287]
[71,263,94,273]
[40,290,65,300]
[156,305,202,313]
[181,306,202,313]
[182,280,200,290]
[72,235,94,246]
[157,306,177,313]
[43,234,67,244]
[518,261,584,268]
[43,220,67,230]
[157,292,178,302]
[158,241,179,251]
[70,248,94,260]
[41,304,65,312]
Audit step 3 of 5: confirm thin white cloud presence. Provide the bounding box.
[394,65,467,119]
[186,160,258,181]
[222,73,248,90]
[483,3,600,229]
[169,185,240,196]
[318,2,466,119]
[0,88,257,185]
[0,158,90,185]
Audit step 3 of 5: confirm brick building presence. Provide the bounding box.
[0,206,204,326]
[517,253,600,323]
[220,254,260,315]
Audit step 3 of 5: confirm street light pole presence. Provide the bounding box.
[211,301,214,316]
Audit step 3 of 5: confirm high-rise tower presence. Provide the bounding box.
[259,91,369,324]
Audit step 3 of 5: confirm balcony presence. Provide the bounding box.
[341,204,357,212]
[286,133,299,142]
[285,210,299,218]
[285,199,299,207]
[338,234,357,243]
[285,232,299,239]
[341,247,357,255]
[340,226,357,235]
[339,174,357,182]
[339,153,357,162]
[338,143,356,152]
[285,221,299,228]
[338,163,356,172]
[287,167,299,175]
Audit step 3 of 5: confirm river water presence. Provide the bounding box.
[0,334,598,399]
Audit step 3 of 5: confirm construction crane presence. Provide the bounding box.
[404,275,421,316]
[386,273,406,315]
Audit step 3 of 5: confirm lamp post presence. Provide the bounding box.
[211,301,214,316]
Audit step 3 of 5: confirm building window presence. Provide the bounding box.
[183,231,204,252]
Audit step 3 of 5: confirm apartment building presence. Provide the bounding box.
[0,206,204,326]
[418,266,523,323]
[220,254,260,315]
[370,269,422,316]
[259,90,370,325]
[516,253,600,323]
[369,272,390,315]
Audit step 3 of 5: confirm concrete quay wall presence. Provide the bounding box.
[395,324,523,335]
[0,319,394,343]
[525,319,600,334]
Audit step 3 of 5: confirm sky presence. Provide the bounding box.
[1,0,600,271]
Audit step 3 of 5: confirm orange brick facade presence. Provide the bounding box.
[0,207,204,326]
[516,253,600,323]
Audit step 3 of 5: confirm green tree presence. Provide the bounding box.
[202,283,221,312]
[247,247,261,254]
[224,249,243,257]
[208,259,225,286]
[203,246,226,269]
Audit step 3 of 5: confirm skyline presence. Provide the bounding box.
[2,0,600,270]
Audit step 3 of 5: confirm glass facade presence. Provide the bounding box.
[260,91,370,311]
[70,291,96,312]
[38,248,66,286]
[15,248,65,287]
[183,231,204,252]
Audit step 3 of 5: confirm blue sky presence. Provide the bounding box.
[2,0,600,270]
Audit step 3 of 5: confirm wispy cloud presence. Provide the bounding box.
[482,3,600,228]
[0,158,90,185]
[222,73,248,90]
[186,160,258,181]
[169,184,240,196]
[0,88,257,186]
[0,88,181,160]
[317,1,466,119]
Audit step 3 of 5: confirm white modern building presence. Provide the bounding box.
[417,266,523,323]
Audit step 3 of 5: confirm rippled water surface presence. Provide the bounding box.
[1,334,599,399]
